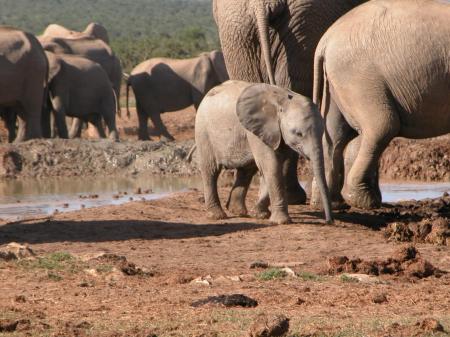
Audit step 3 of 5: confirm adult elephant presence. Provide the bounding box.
[312,0,450,209]
[42,22,110,45]
[0,26,48,142]
[38,35,121,116]
[213,0,367,205]
[45,52,119,141]
[126,50,229,141]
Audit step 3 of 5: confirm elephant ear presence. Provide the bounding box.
[45,52,61,82]
[236,83,285,150]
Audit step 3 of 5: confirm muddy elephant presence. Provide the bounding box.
[213,0,368,206]
[38,35,122,116]
[42,22,110,44]
[195,80,332,225]
[45,52,119,141]
[311,0,450,209]
[126,50,229,141]
[0,26,48,142]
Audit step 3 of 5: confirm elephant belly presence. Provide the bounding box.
[211,127,254,169]
[396,86,450,139]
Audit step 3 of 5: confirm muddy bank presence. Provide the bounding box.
[0,104,449,181]
[0,139,198,179]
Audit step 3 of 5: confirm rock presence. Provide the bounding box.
[190,275,213,286]
[15,295,26,303]
[248,313,290,337]
[0,243,35,261]
[191,294,258,308]
[250,261,269,269]
[417,318,445,333]
[281,267,296,277]
[345,274,382,284]
[372,293,388,304]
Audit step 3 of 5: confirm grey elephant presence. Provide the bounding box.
[0,26,48,142]
[42,22,110,44]
[195,80,332,225]
[126,50,229,141]
[213,0,367,206]
[39,35,122,117]
[45,52,119,141]
[311,0,450,209]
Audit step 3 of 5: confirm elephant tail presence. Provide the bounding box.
[254,1,276,85]
[313,48,329,117]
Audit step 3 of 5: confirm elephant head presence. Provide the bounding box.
[236,83,333,223]
[208,50,229,84]
[83,23,110,44]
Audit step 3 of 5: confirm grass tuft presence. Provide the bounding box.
[256,268,287,281]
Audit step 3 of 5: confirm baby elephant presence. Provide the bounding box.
[195,80,333,225]
[45,51,119,140]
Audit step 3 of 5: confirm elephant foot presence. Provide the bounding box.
[207,207,228,220]
[269,211,292,225]
[253,203,270,219]
[346,186,382,209]
[160,135,175,142]
[286,185,307,205]
[227,205,248,217]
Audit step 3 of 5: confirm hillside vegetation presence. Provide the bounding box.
[0,0,219,70]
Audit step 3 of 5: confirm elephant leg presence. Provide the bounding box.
[199,159,226,220]
[4,108,17,143]
[136,100,150,141]
[88,114,107,139]
[14,114,26,143]
[312,100,357,209]
[69,118,83,139]
[283,150,307,205]
[50,97,69,139]
[345,97,400,209]
[225,165,257,217]
[254,175,271,219]
[249,135,290,225]
[101,97,120,141]
[149,111,175,142]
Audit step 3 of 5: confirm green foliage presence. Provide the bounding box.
[0,0,220,71]
[256,268,288,281]
[297,271,325,282]
[17,251,83,274]
[340,274,360,283]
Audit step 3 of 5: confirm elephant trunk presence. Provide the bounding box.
[253,1,276,85]
[309,138,333,224]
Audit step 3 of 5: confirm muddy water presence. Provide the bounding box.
[0,176,449,221]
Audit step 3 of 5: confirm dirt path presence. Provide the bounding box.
[0,188,449,336]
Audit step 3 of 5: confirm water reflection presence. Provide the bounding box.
[0,175,448,221]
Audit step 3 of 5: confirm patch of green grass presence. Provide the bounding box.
[340,274,360,283]
[297,271,325,282]
[17,252,84,274]
[96,264,114,274]
[47,271,63,281]
[256,268,287,281]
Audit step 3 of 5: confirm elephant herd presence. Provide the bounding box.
[195,0,449,223]
[1,0,449,224]
[0,23,229,143]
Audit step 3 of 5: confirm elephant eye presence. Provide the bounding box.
[288,94,293,100]
[292,129,302,137]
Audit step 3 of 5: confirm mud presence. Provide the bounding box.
[0,108,449,181]
[385,217,450,246]
[191,294,258,308]
[326,246,444,279]
[0,138,197,179]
